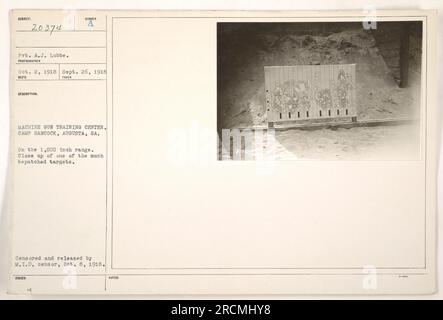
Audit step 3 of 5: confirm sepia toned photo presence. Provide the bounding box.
[217,21,423,160]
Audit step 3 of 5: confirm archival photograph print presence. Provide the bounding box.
[217,21,423,160]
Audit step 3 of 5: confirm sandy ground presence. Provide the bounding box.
[229,122,421,160]
[267,123,420,160]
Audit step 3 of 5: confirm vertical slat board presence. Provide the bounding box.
[264,67,272,122]
[264,64,357,124]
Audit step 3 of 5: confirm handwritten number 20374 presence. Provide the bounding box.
[31,24,62,35]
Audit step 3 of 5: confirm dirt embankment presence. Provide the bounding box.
[218,23,422,129]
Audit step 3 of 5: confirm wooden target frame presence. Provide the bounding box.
[264,64,357,125]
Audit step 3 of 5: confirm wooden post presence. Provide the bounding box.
[399,23,411,88]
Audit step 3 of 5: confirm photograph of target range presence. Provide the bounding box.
[217,21,422,160]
